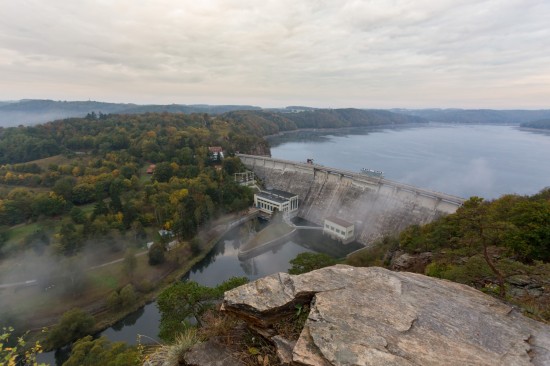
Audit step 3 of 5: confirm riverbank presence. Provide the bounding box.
[263,123,432,140]
[31,209,259,351]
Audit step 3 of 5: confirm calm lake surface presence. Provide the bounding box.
[269,124,550,199]
[39,123,550,364]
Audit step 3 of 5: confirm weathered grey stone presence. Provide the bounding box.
[508,275,533,287]
[184,339,244,366]
[390,252,433,271]
[223,265,550,366]
[272,335,296,365]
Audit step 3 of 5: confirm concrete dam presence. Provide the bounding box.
[237,154,465,245]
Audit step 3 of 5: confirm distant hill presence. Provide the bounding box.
[521,118,550,130]
[0,99,261,126]
[118,104,261,115]
[393,109,550,124]
[222,108,426,136]
[0,100,133,126]
[4,100,549,127]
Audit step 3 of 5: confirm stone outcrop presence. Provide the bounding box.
[184,339,237,366]
[390,251,433,272]
[222,265,550,366]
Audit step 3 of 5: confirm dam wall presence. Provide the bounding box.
[237,154,465,245]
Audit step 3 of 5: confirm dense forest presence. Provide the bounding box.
[0,108,424,165]
[0,113,264,231]
[395,108,550,124]
[521,118,550,130]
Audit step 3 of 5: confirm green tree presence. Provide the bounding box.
[71,183,96,205]
[148,242,165,265]
[63,335,140,366]
[456,197,507,297]
[152,162,174,183]
[53,176,77,201]
[221,156,242,176]
[288,252,337,275]
[92,199,109,219]
[190,237,202,256]
[119,284,137,307]
[45,308,95,349]
[107,291,122,310]
[56,222,82,256]
[69,206,86,224]
[157,277,247,341]
[31,192,66,218]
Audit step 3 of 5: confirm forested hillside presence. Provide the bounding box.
[348,190,550,322]
[0,107,430,337]
[0,112,263,342]
[0,99,261,126]
[396,108,550,124]
[521,119,550,130]
[224,108,425,134]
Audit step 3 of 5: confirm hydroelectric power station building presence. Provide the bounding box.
[323,217,355,244]
[254,189,299,217]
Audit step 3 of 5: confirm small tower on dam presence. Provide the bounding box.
[254,188,299,218]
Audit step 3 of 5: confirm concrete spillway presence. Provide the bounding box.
[237,154,465,245]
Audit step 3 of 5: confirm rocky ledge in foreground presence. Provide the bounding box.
[222,265,550,366]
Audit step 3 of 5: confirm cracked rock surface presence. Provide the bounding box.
[222,265,550,366]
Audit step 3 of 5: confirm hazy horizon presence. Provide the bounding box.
[1,98,550,111]
[1,1,549,109]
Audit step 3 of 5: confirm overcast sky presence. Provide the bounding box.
[1,0,549,108]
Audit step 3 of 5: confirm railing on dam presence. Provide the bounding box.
[236,154,465,206]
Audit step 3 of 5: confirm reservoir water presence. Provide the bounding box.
[39,123,550,364]
[268,124,550,199]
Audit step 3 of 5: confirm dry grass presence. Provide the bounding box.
[231,330,278,366]
[145,328,203,366]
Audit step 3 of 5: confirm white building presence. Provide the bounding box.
[208,146,224,160]
[254,189,299,217]
[323,217,355,244]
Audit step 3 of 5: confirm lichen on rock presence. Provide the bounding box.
[222,265,550,366]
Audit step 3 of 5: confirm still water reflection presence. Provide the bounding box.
[39,222,360,365]
[269,124,550,199]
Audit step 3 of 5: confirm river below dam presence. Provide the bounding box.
[39,123,550,364]
[39,223,361,365]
